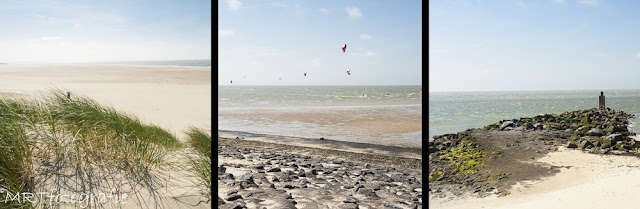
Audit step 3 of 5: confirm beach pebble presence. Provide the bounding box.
[225,194,243,201]
[344,197,358,203]
[267,167,282,172]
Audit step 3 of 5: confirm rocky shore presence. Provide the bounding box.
[429,108,638,199]
[218,137,423,209]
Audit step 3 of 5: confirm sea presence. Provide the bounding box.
[218,85,423,148]
[429,90,640,141]
[92,59,211,67]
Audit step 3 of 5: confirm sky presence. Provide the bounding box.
[430,0,640,92]
[0,0,211,63]
[218,0,422,86]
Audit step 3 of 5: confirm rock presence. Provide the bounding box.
[225,194,243,201]
[336,203,359,209]
[500,121,514,131]
[567,141,578,149]
[533,123,543,130]
[344,197,358,204]
[218,166,226,175]
[250,165,265,170]
[606,134,624,144]
[226,190,239,195]
[283,184,295,189]
[267,167,282,172]
[218,196,225,205]
[588,128,604,136]
[578,140,593,150]
[357,188,378,198]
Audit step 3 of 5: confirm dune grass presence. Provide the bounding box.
[0,90,195,208]
[185,127,211,200]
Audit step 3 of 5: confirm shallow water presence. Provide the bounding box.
[429,90,640,141]
[218,86,422,147]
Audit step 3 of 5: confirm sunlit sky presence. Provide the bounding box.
[430,0,640,92]
[218,0,422,85]
[0,0,211,63]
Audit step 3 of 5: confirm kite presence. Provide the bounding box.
[342,44,347,53]
[346,68,351,75]
[304,72,307,76]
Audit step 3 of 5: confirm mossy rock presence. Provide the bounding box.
[567,141,578,149]
[578,140,593,150]
[601,138,612,149]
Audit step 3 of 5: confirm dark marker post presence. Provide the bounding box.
[599,91,605,110]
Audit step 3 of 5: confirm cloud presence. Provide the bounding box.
[515,0,527,8]
[578,0,598,6]
[552,0,566,4]
[345,7,362,19]
[350,51,376,56]
[227,0,242,10]
[319,8,329,15]
[360,33,372,40]
[219,29,235,37]
[312,58,321,67]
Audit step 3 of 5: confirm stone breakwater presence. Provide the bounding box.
[429,108,638,198]
[218,137,423,209]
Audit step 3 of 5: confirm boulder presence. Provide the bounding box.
[588,128,604,136]
[567,141,578,149]
[500,121,515,131]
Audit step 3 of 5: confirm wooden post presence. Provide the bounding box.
[599,91,605,110]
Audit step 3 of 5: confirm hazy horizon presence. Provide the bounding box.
[0,0,211,63]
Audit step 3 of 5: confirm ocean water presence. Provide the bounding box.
[429,90,640,141]
[218,86,423,147]
[93,59,211,67]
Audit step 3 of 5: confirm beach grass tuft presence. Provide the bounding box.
[0,90,190,208]
[185,127,211,199]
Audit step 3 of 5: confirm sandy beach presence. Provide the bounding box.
[0,64,211,208]
[0,64,211,140]
[430,146,640,209]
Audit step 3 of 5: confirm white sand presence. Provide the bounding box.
[0,64,211,140]
[429,146,640,209]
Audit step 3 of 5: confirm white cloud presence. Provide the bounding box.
[578,0,598,6]
[227,0,242,10]
[312,58,321,67]
[319,8,329,15]
[552,0,566,4]
[219,29,235,37]
[345,7,362,19]
[350,51,376,56]
[515,0,527,8]
[360,33,372,40]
